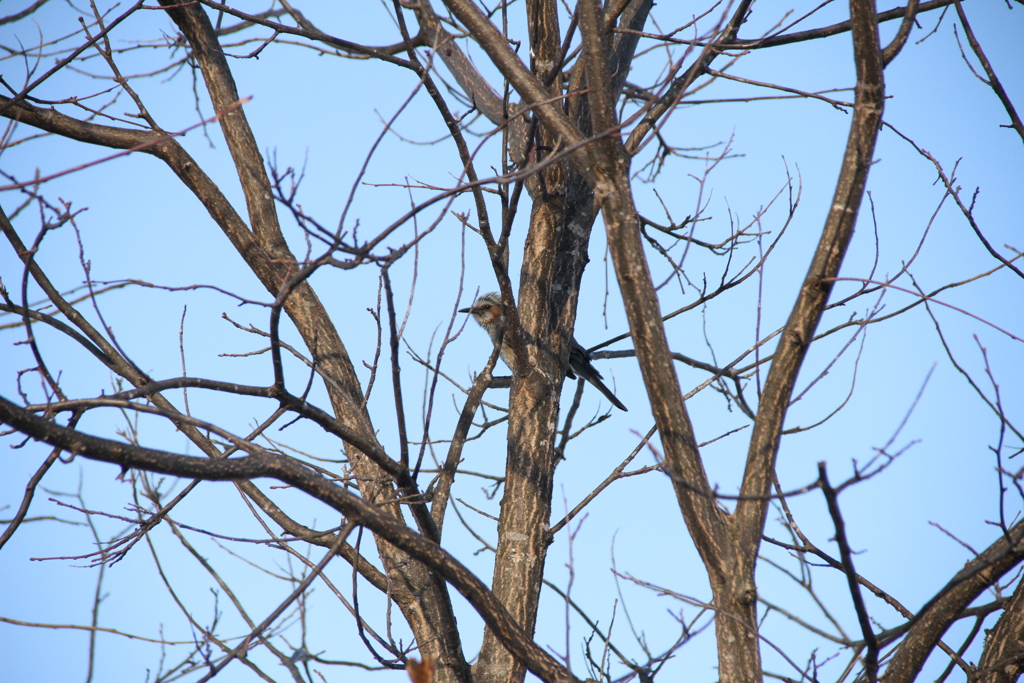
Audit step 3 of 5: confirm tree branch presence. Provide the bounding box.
[0,394,579,683]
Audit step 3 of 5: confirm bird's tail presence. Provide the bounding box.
[569,343,627,411]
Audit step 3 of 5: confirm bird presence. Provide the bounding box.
[459,292,627,411]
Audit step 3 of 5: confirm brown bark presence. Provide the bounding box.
[2,1,1009,681]
[884,521,1024,683]
[165,3,473,680]
[978,575,1024,683]
[0,394,581,683]
[575,0,748,674]
[470,3,652,681]
[735,0,886,590]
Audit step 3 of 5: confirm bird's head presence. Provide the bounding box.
[459,292,504,329]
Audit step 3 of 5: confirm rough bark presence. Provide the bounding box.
[884,520,1024,683]
[1,1,1008,681]
[157,3,472,680]
[0,394,582,683]
[470,2,652,681]
[978,575,1024,683]
[574,0,747,674]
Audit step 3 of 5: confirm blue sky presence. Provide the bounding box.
[1,1,1022,681]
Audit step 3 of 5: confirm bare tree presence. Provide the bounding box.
[1,1,1022,682]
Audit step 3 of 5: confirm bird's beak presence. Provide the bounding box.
[458,306,472,314]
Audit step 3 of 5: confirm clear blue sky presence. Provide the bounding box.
[1,1,1022,681]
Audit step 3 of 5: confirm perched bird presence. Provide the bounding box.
[459,292,627,411]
